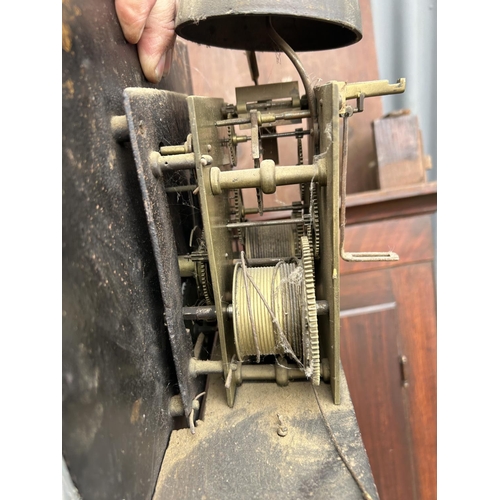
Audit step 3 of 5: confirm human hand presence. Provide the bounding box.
[115,0,178,83]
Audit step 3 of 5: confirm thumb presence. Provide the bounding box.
[136,0,177,83]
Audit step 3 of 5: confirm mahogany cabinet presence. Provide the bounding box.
[339,186,437,500]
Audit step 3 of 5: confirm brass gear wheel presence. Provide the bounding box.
[300,182,320,259]
[300,235,320,385]
[227,124,237,168]
[291,201,304,257]
[310,183,321,260]
[198,261,214,305]
[229,188,245,245]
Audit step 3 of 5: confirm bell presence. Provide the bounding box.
[175,0,362,52]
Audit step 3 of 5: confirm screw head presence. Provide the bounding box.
[277,426,288,437]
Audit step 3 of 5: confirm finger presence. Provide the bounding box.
[137,0,177,83]
[115,0,157,44]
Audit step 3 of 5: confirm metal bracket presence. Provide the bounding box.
[235,81,301,120]
[339,105,399,262]
[340,78,406,114]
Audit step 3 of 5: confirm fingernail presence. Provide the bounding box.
[136,25,145,43]
[164,49,174,78]
[154,52,167,83]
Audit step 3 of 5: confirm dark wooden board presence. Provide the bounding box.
[340,306,416,500]
[62,0,193,497]
[154,371,380,500]
[340,260,437,500]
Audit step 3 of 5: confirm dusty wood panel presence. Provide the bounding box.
[339,214,434,275]
[340,307,416,500]
[390,263,437,500]
[62,0,193,497]
[154,372,379,500]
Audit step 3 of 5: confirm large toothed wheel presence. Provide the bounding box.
[300,236,321,385]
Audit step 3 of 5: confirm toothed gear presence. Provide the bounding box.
[300,183,306,205]
[291,202,303,257]
[310,183,321,259]
[199,261,213,305]
[299,181,312,247]
[230,189,245,244]
[227,124,237,168]
[301,213,312,258]
[300,236,321,385]
[297,133,304,166]
[295,223,304,258]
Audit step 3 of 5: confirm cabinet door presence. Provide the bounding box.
[340,297,416,500]
[390,263,437,500]
[340,262,437,500]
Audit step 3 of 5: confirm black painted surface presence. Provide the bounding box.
[62,0,193,498]
[155,371,379,500]
[124,88,199,416]
[175,0,362,52]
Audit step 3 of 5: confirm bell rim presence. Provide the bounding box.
[175,12,363,52]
